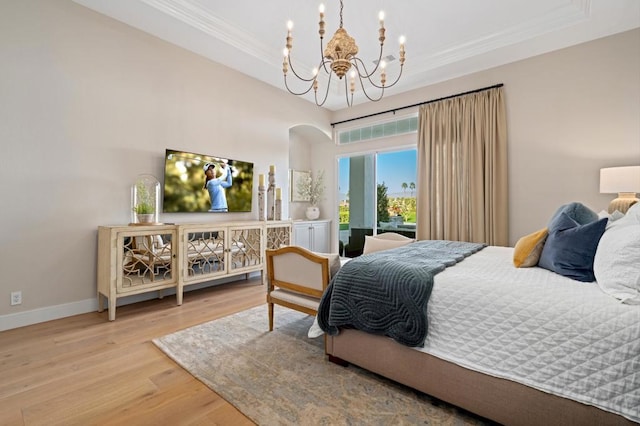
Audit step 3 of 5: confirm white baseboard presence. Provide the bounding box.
[0,273,261,332]
[0,298,98,332]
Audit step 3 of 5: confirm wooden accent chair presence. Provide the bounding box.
[265,246,331,331]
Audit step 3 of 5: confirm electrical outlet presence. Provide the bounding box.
[11,291,22,306]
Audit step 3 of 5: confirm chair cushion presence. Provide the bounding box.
[269,289,321,311]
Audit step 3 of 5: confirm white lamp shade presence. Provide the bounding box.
[599,166,640,194]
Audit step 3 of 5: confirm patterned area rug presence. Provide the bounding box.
[153,305,491,425]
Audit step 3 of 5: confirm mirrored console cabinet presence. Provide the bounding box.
[97,220,291,320]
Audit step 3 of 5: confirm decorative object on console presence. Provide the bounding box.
[296,169,325,220]
[305,206,320,221]
[275,187,282,220]
[600,165,640,213]
[267,165,276,220]
[282,0,405,107]
[131,174,160,225]
[258,174,265,221]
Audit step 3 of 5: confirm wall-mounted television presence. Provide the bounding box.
[162,149,253,213]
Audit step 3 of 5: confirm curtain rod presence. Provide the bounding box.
[330,83,504,127]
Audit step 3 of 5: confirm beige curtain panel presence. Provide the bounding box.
[416,87,508,245]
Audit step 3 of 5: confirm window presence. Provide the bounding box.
[338,149,417,257]
[337,116,418,145]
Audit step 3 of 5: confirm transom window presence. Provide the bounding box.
[337,115,418,145]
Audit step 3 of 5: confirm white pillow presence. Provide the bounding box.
[626,201,640,219]
[593,214,640,304]
[373,232,414,242]
[362,235,412,254]
[598,209,625,228]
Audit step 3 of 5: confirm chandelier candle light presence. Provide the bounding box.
[283,0,406,107]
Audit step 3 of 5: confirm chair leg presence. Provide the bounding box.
[268,302,274,331]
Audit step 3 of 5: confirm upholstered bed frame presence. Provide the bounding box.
[325,330,633,425]
[317,208,640,425]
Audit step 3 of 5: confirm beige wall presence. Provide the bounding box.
[329,29,640,246]
[288,125,333,221]
[0,0,330,325]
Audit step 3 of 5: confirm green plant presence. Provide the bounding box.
[377,182,390,223]
[133,202,154,214]
[133,180,155,214]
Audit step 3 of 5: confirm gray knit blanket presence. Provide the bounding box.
[318,240,486,347]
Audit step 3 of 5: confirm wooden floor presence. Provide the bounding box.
[0,279,266,426]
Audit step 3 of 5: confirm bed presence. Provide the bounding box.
[319,204,640,425]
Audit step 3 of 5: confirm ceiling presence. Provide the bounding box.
[72,0,640,111]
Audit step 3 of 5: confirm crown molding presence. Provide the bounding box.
[140,0,286,71]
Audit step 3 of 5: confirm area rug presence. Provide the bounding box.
[153,305,491,425]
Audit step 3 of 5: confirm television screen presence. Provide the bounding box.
[162,149,253,213]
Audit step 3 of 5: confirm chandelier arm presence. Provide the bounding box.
[287,56,319,82]
[319,39,330,74]
[380,65,404,88]
[343,76,352,107]
[351,45,384,79]
[284,75,315,96]
[363,64,405,90]
[314,66,334,107]
[357,75,385,102]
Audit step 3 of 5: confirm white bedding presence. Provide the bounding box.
[422,246,640,422]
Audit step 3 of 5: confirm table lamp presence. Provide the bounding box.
[599,166,640,213]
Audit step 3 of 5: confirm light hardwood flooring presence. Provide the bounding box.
[0,279,266,426]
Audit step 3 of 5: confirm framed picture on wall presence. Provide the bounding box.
[290,170,310,202]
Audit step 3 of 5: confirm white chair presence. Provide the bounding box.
[265,246,331,331]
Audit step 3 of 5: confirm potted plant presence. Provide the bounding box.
[297,170,325,220]
[132,177,157,224]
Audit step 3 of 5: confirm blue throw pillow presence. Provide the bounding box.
[547,202,598,232]
[538,212,608,282]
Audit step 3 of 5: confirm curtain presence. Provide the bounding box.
[416,87,508,245]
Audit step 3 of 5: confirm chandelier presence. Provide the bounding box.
[282,0,406,107]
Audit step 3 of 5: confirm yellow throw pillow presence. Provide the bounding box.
[513,228,548,268]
